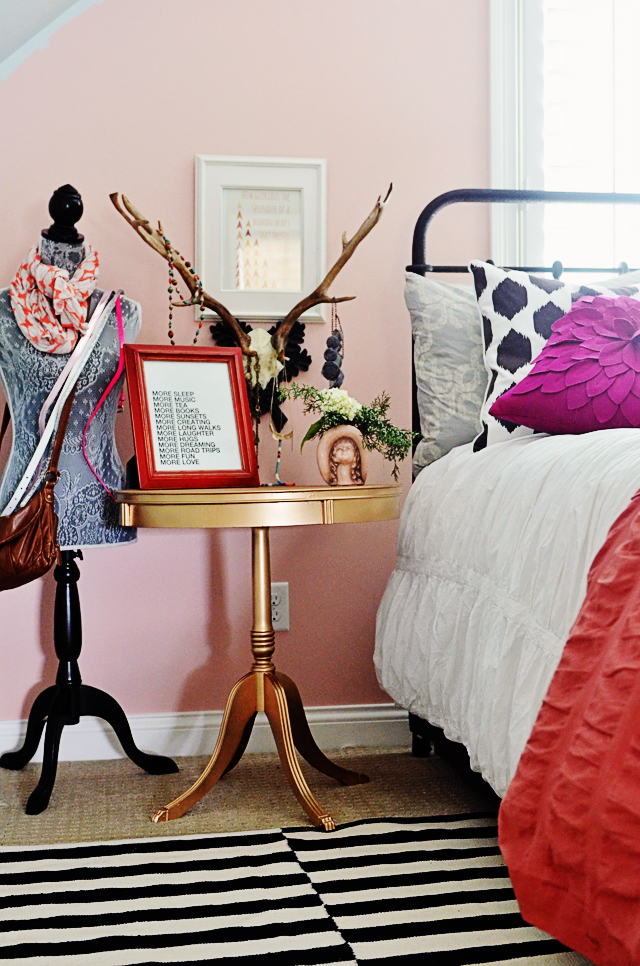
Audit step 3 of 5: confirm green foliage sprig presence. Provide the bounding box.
[278,384,416,480]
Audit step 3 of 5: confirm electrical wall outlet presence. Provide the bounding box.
[271,582,290,631]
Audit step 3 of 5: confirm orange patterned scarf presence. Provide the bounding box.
[9,244,99,354]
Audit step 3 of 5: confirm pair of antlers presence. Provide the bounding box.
[109,184,392,359]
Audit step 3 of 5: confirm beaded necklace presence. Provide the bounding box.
[322,302,345,387]
[162,233,206,345]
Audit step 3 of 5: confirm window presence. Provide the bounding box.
[491,0,640,273]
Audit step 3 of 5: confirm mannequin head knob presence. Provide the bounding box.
[42,185,84,244]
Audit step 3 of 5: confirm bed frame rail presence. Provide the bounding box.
[408,187,640,277]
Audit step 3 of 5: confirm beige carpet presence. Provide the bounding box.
[0,748,497,846]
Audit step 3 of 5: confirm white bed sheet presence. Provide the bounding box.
[375,429,640,796]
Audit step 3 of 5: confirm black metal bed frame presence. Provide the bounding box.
[406,188,640,800]
[409,187,640,275]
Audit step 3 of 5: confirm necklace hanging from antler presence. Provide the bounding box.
[161,232,206,345]
[109,184,392,426]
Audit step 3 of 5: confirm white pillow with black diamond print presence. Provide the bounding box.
[469,260,640,450]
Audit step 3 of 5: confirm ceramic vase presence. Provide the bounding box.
[316,425,368,486]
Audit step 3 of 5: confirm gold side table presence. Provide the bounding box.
[116,483,401,831]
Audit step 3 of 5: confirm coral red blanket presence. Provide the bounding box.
[499,488,640,966]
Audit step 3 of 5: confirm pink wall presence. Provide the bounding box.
[0,0,489,721]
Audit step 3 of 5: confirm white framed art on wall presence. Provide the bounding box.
[195,155,327,322]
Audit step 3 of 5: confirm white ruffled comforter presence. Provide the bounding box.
[375,429,640,796]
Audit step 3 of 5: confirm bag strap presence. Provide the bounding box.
[45,387,76,481]
[81,293,125,497]
[0,404,9,452]
[38,289,114,437]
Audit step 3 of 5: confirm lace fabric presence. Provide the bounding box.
[0,288,140,548]
[39,237,85,275]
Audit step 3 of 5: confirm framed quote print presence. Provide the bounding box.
[124,345,259,489]
[195,155,327,321]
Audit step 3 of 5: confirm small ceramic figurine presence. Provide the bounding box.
[317,424,368,486]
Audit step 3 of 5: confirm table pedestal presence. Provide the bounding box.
[152,526,368,831]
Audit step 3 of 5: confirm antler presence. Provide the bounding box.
[272,183,393,358]
[109,193,252,353]
[109,185,392,363]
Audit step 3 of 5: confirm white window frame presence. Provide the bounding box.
[490,0,523,265]
[491,0,640,274]
[490,0,544,266]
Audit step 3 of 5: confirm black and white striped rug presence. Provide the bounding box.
[0,813,590,965]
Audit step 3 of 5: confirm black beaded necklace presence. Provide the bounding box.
[322,302,345,387]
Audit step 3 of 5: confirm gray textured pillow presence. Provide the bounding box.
[595,268,640,293]
[406,272,487,475]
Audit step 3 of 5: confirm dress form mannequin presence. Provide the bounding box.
[0,186,177,813]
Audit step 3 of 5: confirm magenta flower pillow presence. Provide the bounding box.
[489,295,640,435]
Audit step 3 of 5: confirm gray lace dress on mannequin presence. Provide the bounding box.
[0,239,140,548]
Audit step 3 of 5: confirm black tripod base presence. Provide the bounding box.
[0,684,179,815]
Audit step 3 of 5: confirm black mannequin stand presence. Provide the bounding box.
[0,551,178,814]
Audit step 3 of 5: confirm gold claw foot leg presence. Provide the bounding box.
[264,673,337,831]
[276,671,370,786]
[150,673,257,823]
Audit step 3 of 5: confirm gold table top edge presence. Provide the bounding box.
[116,484,401,529]
[115,483,402,506]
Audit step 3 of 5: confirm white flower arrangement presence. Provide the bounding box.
[316,388,362,421]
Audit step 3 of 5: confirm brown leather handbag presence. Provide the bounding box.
[0,390,75,591]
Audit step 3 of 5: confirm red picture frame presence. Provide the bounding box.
[124,344,259,489]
